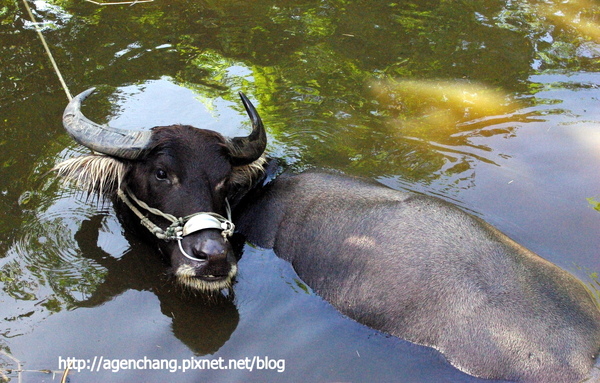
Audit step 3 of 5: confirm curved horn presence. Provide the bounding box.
[63,88,152,160]
[227,92,267,165]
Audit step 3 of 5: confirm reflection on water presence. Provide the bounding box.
[73,214,240,355]
[537,0,600,43]
[368,78,523,180]
[2,175,105,332]
[370,78,517,131]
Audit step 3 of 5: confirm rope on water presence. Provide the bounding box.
[21,0,72,101]
[21,0,154,101]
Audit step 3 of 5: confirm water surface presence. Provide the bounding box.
[1,0,599,381]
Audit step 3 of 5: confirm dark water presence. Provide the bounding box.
[1,0,599,381]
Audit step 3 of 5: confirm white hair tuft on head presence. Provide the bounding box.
[53,154,127,198]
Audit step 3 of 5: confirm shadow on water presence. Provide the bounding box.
[72,214,240,356]
[0,170,238,377]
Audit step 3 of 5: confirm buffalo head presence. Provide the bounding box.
[55,88,267,293]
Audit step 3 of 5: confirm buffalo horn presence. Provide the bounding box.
[228,92,267,165]
[63,88,152,160]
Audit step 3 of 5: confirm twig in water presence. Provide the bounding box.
[0,349,21,383]
[85,0,154,5]
[60,361,72,383]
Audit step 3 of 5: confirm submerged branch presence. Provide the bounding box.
[84,0,154,5]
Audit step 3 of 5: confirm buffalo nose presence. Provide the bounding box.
[192,238,228,261]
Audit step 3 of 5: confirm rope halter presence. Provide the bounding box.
[117,188,235,261]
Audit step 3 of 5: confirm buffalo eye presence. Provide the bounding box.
[155,169,168,181]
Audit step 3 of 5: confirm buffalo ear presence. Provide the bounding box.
[226,93,267,166]
[53,154,127,198]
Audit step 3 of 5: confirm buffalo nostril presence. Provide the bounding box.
[191,248,208,260]
[192,239,227,261]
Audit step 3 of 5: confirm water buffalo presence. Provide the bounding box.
[57,88,266,293]
[55,88,600,383]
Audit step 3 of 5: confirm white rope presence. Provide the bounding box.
[21,0,154,101]
[117,187,235,247]
[21,0,72,100]
[123,187,179,223]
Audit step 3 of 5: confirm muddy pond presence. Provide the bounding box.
[1,0,599,381]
